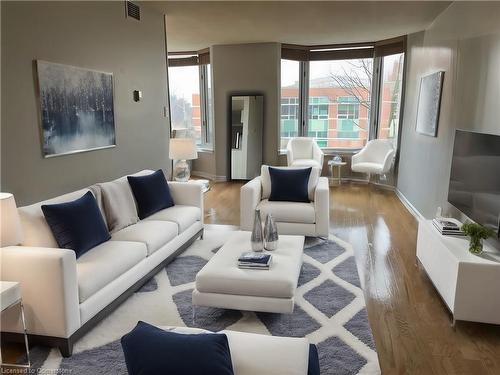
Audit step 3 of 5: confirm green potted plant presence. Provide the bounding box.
[461,222,495,254]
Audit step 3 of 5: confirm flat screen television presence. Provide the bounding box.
[448,130,500,236]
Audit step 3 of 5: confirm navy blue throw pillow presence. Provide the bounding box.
[127,170,174,219]
[121,321,234,375]
[308,344,320,375]
[268,167,312,203]
[41,191,110,258]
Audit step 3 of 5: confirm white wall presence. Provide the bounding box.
[397,2,500,219]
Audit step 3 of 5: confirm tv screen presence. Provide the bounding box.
[448,130,500,236]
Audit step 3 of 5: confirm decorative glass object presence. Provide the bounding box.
[461,222,494,255]
[468,237,483,254]
[173,160,190,182]
[264,213,279,251]
[251,209,264,252]
[333,154,342,163]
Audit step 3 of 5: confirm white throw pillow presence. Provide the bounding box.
[260,165,320,201]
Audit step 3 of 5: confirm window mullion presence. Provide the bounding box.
[299,61,309,137]
[199,65,208,145]
[369,56,383,141]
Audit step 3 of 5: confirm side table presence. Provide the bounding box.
[328,160,347,185]
[0,281,30,368]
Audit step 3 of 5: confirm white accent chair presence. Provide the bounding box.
[240,165,329,237]
[351,139,395,180]
[286,138,324,169]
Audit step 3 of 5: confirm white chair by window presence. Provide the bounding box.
[351,139,395,181]
[286,138,324,169]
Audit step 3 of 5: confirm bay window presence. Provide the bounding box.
[280,37,406,152]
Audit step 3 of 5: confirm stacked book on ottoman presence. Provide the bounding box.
[238,252,272,270]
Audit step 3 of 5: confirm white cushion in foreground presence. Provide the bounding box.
[163,326,310,375]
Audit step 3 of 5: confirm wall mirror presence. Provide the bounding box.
[230,95,264,180]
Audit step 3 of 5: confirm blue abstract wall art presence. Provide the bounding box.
[37,60,116,157]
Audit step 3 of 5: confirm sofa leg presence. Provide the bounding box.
[200,229,204,240]
[59,339,73,357]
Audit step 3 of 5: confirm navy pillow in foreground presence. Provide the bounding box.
[121,321,234,375]
[41,191,110,258]
[127,170,174,219]
[269,167,312,203]
[308,344,320,375]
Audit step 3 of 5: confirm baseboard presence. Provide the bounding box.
[395,188,425,220]
[192,171,227,182]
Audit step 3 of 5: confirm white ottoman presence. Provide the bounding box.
[193,231,305,313]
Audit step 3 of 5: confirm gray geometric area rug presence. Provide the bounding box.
[29,227,380,374]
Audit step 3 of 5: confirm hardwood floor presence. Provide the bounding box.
[203,181,500,375]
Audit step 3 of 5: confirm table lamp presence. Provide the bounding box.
[0,193,23,247]
[169,138,198,182]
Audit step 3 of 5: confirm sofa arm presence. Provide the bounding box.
[240,177,262,231]
[314,177,330,237]
[0,246,80,338]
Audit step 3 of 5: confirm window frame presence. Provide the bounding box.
[279,38,406,154]
[168,52,213,151]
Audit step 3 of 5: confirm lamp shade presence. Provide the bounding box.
[169,138,198,160]
[0,193,23,247]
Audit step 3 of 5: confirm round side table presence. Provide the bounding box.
[328,160,347,185]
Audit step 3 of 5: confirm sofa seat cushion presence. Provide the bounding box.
[351,162,384,174]
[110,221,178,256]
[257,199,315,224]
[144,205,201,233]
[77,240,147,303]
[290,159,322,168]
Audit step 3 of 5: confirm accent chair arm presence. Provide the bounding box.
[240,177,262,231]
[0,246,80,338]
[286,141,294,166]
[168,182,204,224]
[314,177,330,237]
[312,142,325,168]
[381,149,396,174]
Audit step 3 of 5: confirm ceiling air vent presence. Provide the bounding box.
[126,1,140,21]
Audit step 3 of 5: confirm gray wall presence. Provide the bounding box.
[1,1,169,205]
[397,2,500,219]
[193,42,280,180]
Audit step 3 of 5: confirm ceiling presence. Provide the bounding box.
[146,1,451,51]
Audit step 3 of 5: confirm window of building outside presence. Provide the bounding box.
[308,59,372,150]
[168,63,213,149]
[377,53,404,147]
[279,49,405,152]
[280,59,300,150]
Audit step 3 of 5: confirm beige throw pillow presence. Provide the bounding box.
[99,179,139,233]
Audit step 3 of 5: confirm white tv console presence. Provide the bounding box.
[417,219,500,325]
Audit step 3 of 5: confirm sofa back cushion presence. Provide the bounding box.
[41,191,111,258]
[261,165,320,201]
[127,170,175,219]
[268,167,312,203]
[19,188,99,248]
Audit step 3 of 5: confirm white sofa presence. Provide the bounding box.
[240,165,329,237]
[0,170,204,356]
[286,137,324,169]
[164,326,319,375]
